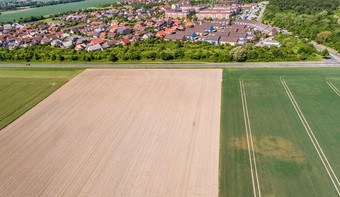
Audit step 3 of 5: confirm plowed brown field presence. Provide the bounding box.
[0,69,222,197]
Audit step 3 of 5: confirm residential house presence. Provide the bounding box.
[228,31,247,40]
[107,33,118,39]
[86,44,102,51]
[61,33,70,38]
[142,33,154,39]
[156,30,167,37]
[219,36,238,45]
[90,38,104,45]
[51,39,63,47]
[41,38,51,44]
[121,39,131,46]
[62,40,73,49]
[77,37,90,44]
[117,27,132,35]
[183,28,197,39]
[75,44,86,51]
[164,33,187,41]
[202,34,220,45]
[102,40,118,49]
[92,31,101,38]
[164,28,174,34]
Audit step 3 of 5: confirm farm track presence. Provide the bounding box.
[0,69,222,196]
[239,79,261,197]
[326,81,340,97]
[280,77,340,195]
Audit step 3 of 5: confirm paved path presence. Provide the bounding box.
[311,41,340,63]
[257,5,266,21]
[0,62,339,68]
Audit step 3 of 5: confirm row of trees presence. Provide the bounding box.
[0,35,324,63]
[262,0,340,51]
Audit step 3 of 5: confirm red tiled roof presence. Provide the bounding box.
[156,30,166,37]
[121,39,131,44]
[91,38,104,45]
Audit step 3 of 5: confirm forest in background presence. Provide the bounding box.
[262,0,340,51]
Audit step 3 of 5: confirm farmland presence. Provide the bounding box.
[0,66,340,196]
[0,67,83,130]
[219,68,340,196]
[0,0,118,22]
[0,69,222,196]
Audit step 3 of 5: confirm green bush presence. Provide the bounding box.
[108,54,118,62]
[159,52,174,60]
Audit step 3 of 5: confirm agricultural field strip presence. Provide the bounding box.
[0,69,221,196]
[280,77,340,196]
[239,79,262,197]
[326,81,340,97]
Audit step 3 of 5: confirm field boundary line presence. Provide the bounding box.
[240,79,261,197]
[280,77,340,196]
[326,81,340,97]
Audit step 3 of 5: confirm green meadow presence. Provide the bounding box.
[0,67,83,130]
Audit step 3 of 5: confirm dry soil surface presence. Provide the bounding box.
[0,69,222,197]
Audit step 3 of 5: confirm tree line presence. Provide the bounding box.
[0,35,325,63]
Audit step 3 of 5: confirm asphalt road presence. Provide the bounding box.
[0,62,339,68]
[312,44,340,63]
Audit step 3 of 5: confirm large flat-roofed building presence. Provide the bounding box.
[234,19,278,35]
[197,10,233,20]
[165,10,191,19]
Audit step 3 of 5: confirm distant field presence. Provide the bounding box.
[0,0,118,22]
[0,67,83,130]
[219,68,340,196]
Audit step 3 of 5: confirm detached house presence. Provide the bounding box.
[86,44,102,51]
[121,39,131,46]
[51,39,63,46]
[62,41,73,49]
[142,33,154,39]
[90,38,104,45]
[117,27,132,35]
[41,38,51,45]
[155,30,166,37]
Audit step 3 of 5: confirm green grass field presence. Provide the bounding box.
[219,68,340,196]
[0,67,83,130]
[0,0,118,22]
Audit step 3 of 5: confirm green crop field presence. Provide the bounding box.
[0,67,83,130]
[0,0,119,22]
[219,68,340,197]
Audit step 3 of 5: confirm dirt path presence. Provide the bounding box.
[326,81,340,97]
